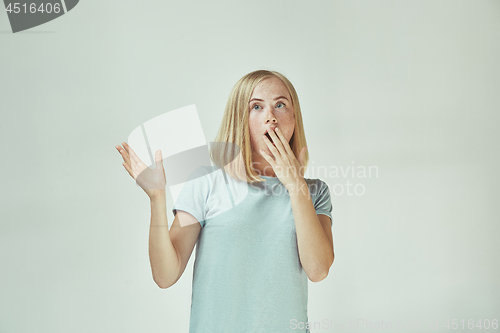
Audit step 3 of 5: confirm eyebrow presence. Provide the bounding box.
[249,96,290,103]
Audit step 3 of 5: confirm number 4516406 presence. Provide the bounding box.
[444,319,498,330]
[6,3,61,14]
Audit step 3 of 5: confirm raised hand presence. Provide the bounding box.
[259,127,308,192]
[115,142,166,199]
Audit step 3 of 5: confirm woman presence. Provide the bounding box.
[115,70,334,333]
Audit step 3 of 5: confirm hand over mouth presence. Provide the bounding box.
[264,132,275,145]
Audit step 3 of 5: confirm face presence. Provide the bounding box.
[248,76,295,161]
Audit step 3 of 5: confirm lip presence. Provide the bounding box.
[265,126,277,134]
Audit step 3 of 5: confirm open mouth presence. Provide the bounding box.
[265,132,275,145]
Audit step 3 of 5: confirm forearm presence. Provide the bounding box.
[149,192,180,288]
[288,181,334,282]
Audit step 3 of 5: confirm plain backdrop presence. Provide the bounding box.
[1,1,499,332]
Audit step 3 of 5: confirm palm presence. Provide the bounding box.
[134,158,166,191]
[116,142,166,198]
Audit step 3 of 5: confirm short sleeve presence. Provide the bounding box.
[313,179,333,227]
[172,166,212,228]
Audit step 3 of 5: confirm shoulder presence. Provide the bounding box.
[303,177,329,196]
[183,165,223,188]
[182,165,234,197]
[175,166,217,200]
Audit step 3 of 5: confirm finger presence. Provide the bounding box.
[275,128,294,156]
[124,143,143,166]
[120,143,135,166]
[267,129,287,157]
[120,142,130,154]
[122,142,136,159]
[123,142,137,159]
[122,162,133,178]
[115,145,130,163]
[259,149,277,169]
[262,134,283,163]
[126,150,145,178]
[298,146,307,168]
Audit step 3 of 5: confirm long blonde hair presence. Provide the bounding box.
[210,70,309,183]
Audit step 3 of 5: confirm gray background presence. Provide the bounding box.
[1,0,499,332]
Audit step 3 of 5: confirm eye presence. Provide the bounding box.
[276,102,285,108]
[252,104,261,110]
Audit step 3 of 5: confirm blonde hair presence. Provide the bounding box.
[210,70,309,183]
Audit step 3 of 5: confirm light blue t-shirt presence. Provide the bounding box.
[172,166,333,333]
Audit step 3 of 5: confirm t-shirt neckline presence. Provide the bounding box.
[260,175,281,182]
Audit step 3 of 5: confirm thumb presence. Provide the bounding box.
[155,150,163,169]
[298,146,307,166]
[298,147,307,176]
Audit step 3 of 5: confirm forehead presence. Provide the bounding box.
[251,77,290,99]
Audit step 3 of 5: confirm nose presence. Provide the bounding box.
[265,108,277,124]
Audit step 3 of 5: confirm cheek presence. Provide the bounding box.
[247,120,262,147]
[248,119,259,137]
[279,116,295,139]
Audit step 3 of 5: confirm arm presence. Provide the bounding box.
[149,192,202,289]
[257,128,334,281]
[288,181,334,282]
[115,143,200,289]
[149,192,181,288]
